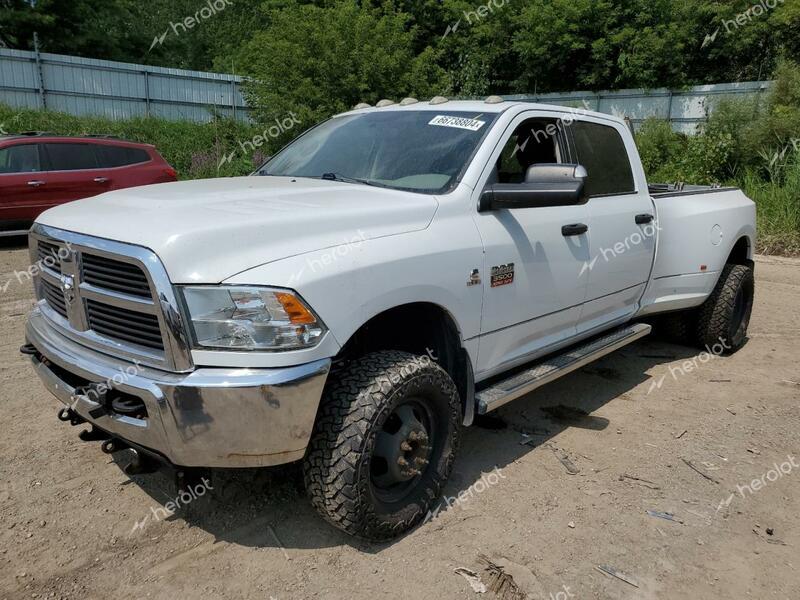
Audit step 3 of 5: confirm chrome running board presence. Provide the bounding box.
[476,323,652,414]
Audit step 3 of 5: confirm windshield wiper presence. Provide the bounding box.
[319,172,384,187]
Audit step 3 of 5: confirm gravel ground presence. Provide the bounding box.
[1,239,798,600]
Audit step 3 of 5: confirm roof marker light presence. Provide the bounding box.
[485,95,505,104]
[354,102,372,109]
[429,96,449,105]
[400,97,419,106]
[376,99,396,107]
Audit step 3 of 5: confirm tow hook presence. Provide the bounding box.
[78,426,110,442]
[19,344,38,356]
[101,439,129,454]
[57,406,84,426]
[124,450,160,476]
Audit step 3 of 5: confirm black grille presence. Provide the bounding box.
[86,299,164,351]
[41,279,68,319]
[81,254,152,299]
[37,241,62,274]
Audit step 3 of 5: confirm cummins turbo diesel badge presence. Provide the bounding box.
[491,263,515,287]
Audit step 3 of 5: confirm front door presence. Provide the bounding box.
[40,142,112,207]
[0,142,50,228]
[473,114,592,380]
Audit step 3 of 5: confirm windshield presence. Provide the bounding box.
[258,110,499,193]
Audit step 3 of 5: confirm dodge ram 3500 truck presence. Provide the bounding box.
[23,98,756,540]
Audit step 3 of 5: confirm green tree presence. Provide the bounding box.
[235,1,447,129]
[0,0,149,62]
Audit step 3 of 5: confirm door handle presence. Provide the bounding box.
[27,180,46,187]
[635,213,655,225]
[562,223,589,237]
[93,177,109,183]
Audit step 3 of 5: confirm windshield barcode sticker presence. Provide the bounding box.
[428,115,486,132]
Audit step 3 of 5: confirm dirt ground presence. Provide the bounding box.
[1,239,798,600]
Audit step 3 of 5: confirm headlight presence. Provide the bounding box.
[180,286,326,350]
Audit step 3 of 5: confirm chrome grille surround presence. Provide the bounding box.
[29,223,193,372]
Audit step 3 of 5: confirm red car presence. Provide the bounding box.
[0,134,178,237]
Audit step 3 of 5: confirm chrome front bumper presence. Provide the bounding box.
[26,307,331,468]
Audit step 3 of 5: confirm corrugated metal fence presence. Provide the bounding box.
[0,48,249,123]
[506,81,771,134]
[0,48,771,131]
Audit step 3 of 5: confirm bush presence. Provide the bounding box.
[635,119,684,182]
[634,61,800,255]
[0,104,266,180]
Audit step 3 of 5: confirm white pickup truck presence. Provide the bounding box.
[23,98,756,540]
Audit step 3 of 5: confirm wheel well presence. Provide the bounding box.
[728,236,754,269]
[334,303,473,423]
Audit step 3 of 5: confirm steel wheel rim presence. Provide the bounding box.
[370,398,436,504]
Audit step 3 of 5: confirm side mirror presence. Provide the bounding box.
[479,164,588,211]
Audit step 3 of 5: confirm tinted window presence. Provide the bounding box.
[96,145,150,168]
[572,121,635,196]
[44,143,99,171]
[0,144,41,174]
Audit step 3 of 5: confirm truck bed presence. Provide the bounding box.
[648,182,739,198]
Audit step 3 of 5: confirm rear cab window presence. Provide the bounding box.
[571,121,635,197]
[0,144,42,174]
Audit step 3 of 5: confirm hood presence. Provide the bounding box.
[37,176,438,283]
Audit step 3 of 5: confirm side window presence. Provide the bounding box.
[494,119,566,184]
[571,121,635,197]
[96,145,150,168]
[0,144,42,174]
[43,143,99,171]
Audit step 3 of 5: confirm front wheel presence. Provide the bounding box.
[303,351,461,540]
[696,263,755,354]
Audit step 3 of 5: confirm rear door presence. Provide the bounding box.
[570,118,657,334]
[40,142,112,205]
[0,142,50,226]
[94,144,153,190]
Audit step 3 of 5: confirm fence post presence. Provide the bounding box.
[231,79,237,120]
[33,39,47,109]
[666,91,674,128]
[143,70,150,117]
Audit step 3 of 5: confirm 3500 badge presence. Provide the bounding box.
[491,263,515,288]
